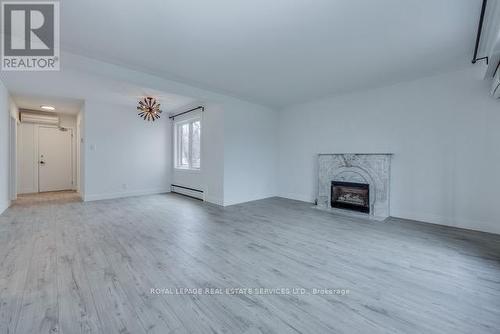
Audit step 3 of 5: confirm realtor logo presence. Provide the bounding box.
[1,1,60,71]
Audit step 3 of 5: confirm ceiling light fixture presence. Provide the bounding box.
[40,105,56,111]
[137,97,162,121]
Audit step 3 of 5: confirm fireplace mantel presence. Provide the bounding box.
[317,153,393,221]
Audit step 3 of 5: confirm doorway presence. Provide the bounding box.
[18,122,75,194]
[38,126,73,192]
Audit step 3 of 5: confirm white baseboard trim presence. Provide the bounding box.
[0,200,9,216]
[223,195,277,207]
[83,188,171,202]
[204,195,223,206]
[392,211,500,235]
[277,193,499,235]
[277,192,314,204]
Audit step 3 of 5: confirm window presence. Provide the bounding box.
[175,117,201,170]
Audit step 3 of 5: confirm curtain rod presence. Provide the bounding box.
[169,106,204,120]
[472,0,488,64]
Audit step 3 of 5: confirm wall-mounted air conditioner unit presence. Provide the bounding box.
[20,112,59,125]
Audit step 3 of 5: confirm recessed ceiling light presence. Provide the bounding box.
[40,105,55,111]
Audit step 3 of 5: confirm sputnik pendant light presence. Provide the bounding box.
[137,97,162,121]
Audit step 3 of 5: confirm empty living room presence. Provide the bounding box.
[1,1,500,333]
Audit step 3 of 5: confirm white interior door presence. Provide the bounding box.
[38,127,73,192]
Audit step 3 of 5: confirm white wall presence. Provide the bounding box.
[224,100,277,206]
[83,100,172,201]
[76,109,84,195]
[171,99,277,207]
[9,100,18,200]
[0,80,10,214]
[84,96,275,206]
[202,104,225,205]
[17,123,37,194]
[59,114,78,191]
[278,65,500,234]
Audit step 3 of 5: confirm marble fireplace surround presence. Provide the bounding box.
[317,153,393,220]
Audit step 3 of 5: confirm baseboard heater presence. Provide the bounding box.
[171,184,204,201]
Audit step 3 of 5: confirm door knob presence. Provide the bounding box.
[39,161,45,165]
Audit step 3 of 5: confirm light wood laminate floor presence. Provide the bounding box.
[1,192,499,334]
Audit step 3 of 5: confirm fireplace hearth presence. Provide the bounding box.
[331,181,370,213]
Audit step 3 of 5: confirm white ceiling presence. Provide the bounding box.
[2,68,198,116]
[59,0,483,108]
[12,95,83,115]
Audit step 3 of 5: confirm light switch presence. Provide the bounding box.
[90,144,96,151]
